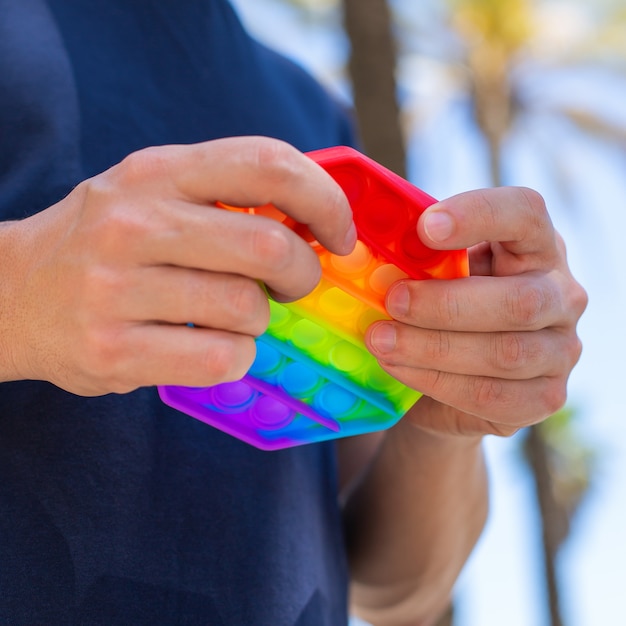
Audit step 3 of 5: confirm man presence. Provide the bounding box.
[0,1,586,624]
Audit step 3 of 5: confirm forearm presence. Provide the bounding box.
[344,184,585,624]
[0,219,31,382]
[343,400,489,626]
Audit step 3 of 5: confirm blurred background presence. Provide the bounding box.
[230,1,626,624]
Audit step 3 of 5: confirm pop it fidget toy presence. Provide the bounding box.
[158,146,469,450]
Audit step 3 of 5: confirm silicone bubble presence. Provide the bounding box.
[158,146,469,450]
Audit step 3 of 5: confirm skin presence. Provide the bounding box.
[345,186,587,625]
[0,136,587,625]
[368,186,586,435]
[0,136,356,394]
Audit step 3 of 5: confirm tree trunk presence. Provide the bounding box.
[341,0,406,178]
[466,28,568,623]
[524,426,567,626]
[341,2,455,623]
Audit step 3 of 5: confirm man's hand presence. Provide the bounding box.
[1,137,356,396]
[365,186,587,437]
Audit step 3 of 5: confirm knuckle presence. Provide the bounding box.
[74,176,99,206]
[79,175,115,220]
[424,329,451,363]
[84,264,122,299]
[571,281,589,317]
[506,280,551,329]
[250,221,294,273]
[570,335,583,366]
[100,208,143,253]
[115,146,171,185]
[518,187,548,216]
[470,376,505,410]
[514,379,567,426]
[251,138,298,184]
[423,368,450,396]
[518,187,548,223]
[540,378,568,417]
[517,188,553,244]
[227,280,258,319]
[79,328,125,386]
[114,201,143,230]
[202,339,254,383]
[203,341,237,382]
[563,332,583,370]
[226,280,269,334]
[81,182,149,249]
[435,286,462,326]
[494,332,532,372]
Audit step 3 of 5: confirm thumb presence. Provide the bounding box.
[418,187,557,262]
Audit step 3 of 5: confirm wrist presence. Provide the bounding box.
[0,219,36,382]
[402,394,502,442]
[390,416,484,461]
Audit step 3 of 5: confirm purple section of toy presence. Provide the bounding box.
[157,293,415,450]
[158,350,403,451]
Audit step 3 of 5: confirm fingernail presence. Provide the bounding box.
[423,210,454,243]
[370,323,396,353]
[343,222,357,252]
[387,282,409,317]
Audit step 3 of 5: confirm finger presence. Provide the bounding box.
[384,273,573,333]
[379,364,567,427]
[142,136,356,255]
[97,325,257,393]
[116,266,270,336]
[366,322,578,381]
[467,241,495,277]
[418,187,558,265]
[143,203,324,302]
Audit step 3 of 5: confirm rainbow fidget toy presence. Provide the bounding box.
[158,146,468,450]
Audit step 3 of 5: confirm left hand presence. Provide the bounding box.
[365,186,588,438]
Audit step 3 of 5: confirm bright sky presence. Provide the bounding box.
[231,1,626,624]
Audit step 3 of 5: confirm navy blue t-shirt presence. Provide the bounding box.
[0,1,356,624]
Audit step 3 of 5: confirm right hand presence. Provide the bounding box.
[1,137,355,396]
